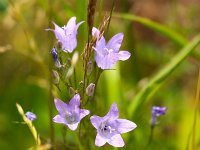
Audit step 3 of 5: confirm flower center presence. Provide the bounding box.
[103,48,114,55]
[65,112,78,124]
[100,121,116,138]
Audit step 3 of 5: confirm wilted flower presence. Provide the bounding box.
[86,83,95,96]
[25,112,37,121]
[90,103,137,147]
[92,27,131,70]
[53,94,90,130]
[47,17,84,52]
[151,106,167,127]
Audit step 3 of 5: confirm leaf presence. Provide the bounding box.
[128,34,200,117]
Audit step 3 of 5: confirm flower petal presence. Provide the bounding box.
[95,52,119,69]
[66,17,76,31]
[95,133,107,147]
[107,134,125,147]
[106,33,124,52]
[92,27,100,39]
[53,115,67,125]
[80,109,90,120]
[54,98,68,115]
[90,115,103,129]
[106,103,119,120]
[95,36,106,55]
[67,122,79,131]
[116,119,137,134]
[118,51,131,61]
[62,35,77,52]
[69,94,80,107]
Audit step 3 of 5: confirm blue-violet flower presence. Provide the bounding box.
[25,112,37,121]
[151,106,167,126]
[47,17,84,53]
[53,94,90,131]
[92,27,131,69]
[90,103,137,147]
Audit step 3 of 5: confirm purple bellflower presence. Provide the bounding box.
[92,27,131,69]
[47,17,84,53]
[53,94,90,131]
[90,103,137,147]
[151,106,167,127]
[25,112,37,121]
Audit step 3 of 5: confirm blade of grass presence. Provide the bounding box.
[113,13,200,61]
[128,34,200,117]
[191,69,200,150]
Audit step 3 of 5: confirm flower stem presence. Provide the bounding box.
[74,131,84,150]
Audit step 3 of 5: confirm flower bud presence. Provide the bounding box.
[25,111,37,121]
[87,61,93,76]
[86,83,95,96]
[52,70,59,84]
[69,87,75,95]
[51,47,61,68]
[71,52,79,67]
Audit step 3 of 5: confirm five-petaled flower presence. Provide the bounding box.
[53,94,90,131]
[151,106,167,127]
[90,103,137,147]
[92,27,131,70]
[47,17,84,52]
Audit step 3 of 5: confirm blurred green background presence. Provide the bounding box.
[0,0,200,149]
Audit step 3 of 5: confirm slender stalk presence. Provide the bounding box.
[191,70,200,150]
[74,131,84,150]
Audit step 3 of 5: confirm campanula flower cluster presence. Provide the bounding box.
[46,16,137,147]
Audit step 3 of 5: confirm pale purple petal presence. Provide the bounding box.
[106,103,119,120]
[25,112,37,121]
[118,51,131,61]
[66,17,76,31]
[76,21,84,30]
[62,35,77,52]
[95,133,107,147]
[80,109,90,120]
[69,94,80,107]
[51,22,65,40]
[54,98,68,115]
[95,52,119,69]
[92,27,100,38]
[67,122,79,131]
[116,119,137,134]
[90,115,103,129]
[107,134,125,147]
[106,33,124,52]
[95,37,106,55]
[53,115,67,124]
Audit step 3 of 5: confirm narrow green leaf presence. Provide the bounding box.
[113,13,200,60]
[128,34,200,117]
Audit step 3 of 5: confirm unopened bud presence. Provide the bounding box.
[25,111,37,121]
[52,70,59,84]
[86,83,95,96]
[51,47,61,68]
[71,52,79,67]
[66,66,74,79]
[79,81,84,88]
[69,87,75,95]
[87,61,93,76]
